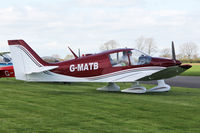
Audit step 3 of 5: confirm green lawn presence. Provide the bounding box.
[0,78,200,133]
[181,64,200,76]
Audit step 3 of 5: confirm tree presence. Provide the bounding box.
[135,36,157,55]
[52,54,61,59]
[42,56,61,63]
[52,54,64,61]
[135,36,146,52]
[179,42,198,60]
[160,48,171,58]
[145,38,157,55]
[64,54,74,60]
[176,53,184,60]
[100,40,119,51]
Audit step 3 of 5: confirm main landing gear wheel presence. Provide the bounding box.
[147,80,171,92]
[97,82,121,92]
[121,82,146,94]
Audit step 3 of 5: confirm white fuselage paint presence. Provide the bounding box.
[26,66,166,82]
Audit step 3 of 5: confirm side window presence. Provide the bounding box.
[109,52,129,67]
[109,53,118,66]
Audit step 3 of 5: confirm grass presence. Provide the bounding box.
[181,63,200,76]
[0,78,200,133]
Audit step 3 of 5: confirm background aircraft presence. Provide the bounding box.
[0,65,14,78]
[8,40,191,93]
[0,52,14,78]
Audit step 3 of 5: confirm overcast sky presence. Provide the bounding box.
[0,0,200,58]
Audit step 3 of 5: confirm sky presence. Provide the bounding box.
[0,0,200,58]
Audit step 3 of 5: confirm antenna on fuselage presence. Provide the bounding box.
[78,48,80,57]
[68,46,78,59]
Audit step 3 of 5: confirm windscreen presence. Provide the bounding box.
[109,49,151,67]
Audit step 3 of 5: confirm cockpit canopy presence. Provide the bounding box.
[0,53,12,63]
[109,49,151,66]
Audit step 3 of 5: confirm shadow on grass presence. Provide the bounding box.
[144,90,199,97]
[43,88,199,98]
[44,89,124,96]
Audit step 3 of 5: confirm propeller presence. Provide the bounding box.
[172,41,176,60]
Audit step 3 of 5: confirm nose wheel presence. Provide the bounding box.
[147,80,171,92]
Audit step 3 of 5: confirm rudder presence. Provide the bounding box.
[8,40,50,80]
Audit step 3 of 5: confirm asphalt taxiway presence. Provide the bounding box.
[143,76,200,88]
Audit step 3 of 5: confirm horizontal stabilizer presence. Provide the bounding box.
[25,66,58,74]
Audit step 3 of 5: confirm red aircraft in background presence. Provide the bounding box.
[0,52,15,78]
[8,40,191,93]
[0,65,14,78]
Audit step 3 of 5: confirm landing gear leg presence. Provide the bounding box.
[97,82,121,92]
[147,80,171,92]
[121,81,146,94]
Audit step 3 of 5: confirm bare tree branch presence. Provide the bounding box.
[135,36,157,55]
[160,48,171,58]
[179,42,198,60]
[100,40,119,51]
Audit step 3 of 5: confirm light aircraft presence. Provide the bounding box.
[0,52,15,78]
[8,40,191,93]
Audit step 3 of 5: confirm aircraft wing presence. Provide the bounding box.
[138,65,191,81]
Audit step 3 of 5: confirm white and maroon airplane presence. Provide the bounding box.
[8,40,191,93]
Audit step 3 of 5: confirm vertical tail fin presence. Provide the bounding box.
[8,40,56,80]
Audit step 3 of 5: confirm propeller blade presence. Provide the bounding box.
[172,41,176,60]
